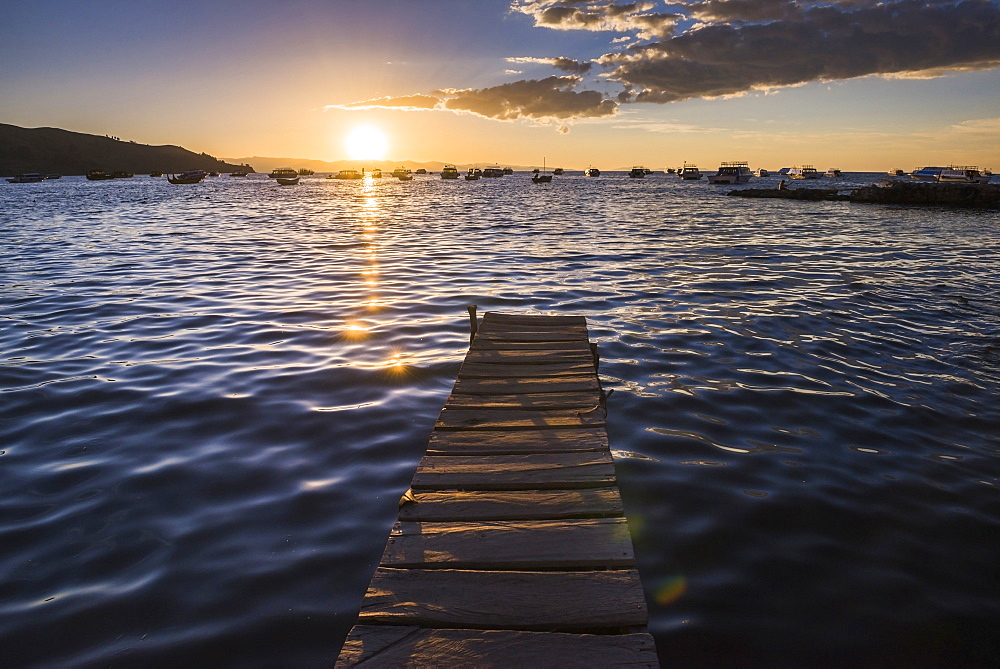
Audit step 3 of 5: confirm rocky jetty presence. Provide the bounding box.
[729,187,849,201]
[849,180,1000,208]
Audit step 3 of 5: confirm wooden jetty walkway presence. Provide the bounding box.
[336,311,659,667]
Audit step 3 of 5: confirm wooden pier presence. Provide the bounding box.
[336,311,659,667]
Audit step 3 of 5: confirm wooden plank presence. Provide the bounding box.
[444,392,600,411]
[452,376,599,395]
[380,518,634,569]
[464,349,595,365]
[426,428,609,455]
[483,312,587,326]
[435,407,605,431]
[411,452,615,490]
[336,626,659,668]
[358,568,649,630]
[398,488,624,521]
[459,362,596,378]
[472,330,587,343]
[470,339,593,352]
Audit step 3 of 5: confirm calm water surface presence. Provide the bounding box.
[2,173,999,667]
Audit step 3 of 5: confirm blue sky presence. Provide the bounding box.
[2,0,999,170]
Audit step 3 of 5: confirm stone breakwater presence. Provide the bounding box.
[730,180,1000,208]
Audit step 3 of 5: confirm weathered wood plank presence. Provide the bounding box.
[435,407,605,431]
[472,330,588,342]
[444,392,600,411]
[483,312,587,326]
[358,568,648,630]
[426,428,609,455]
[397,488,624,521]
[336,626,659,668]
[452,375,600,395]
[470,339,593,352]
[459,362,596,378]
[380,518,634,569]
[464,349,596,365]
[411,452,616,490]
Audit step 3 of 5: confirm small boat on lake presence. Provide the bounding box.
[707,161,753,184]
[86,170,114,181]
[552,167,564,175]
[482,166,504,178]
[909,166,947,181]
[629,166,646,178]
[503,167,514,175]
[532,158,552,183]
[6,173,46,183]
[229,169,249,177]
[391,167,412,180]
[112,171,134,179]
[269,167,298,179]
[167,170,207,184]
[276,175,300,185]
[937,166,991,184]
[585,167,601,177]
[465,168,480,181]
[755,168,769,177]
[441,165,460,179]
[788,165,820,179]
[333,169,364,180]
[824,168,842,178]
[679,163,702,180]
[370,168,382,178]
[888,168,905,177]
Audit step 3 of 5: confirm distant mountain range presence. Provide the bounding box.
[0,123,250,176]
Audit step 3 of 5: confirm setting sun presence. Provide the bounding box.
[344,126,388,160]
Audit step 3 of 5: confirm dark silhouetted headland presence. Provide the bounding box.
[0,123,253,176]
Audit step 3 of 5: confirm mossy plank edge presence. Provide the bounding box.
[397,488,624,521]
[380,517,635,569]
[358,568,648,630]
[336,625,658,668]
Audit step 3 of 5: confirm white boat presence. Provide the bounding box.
[909,166,947,181]
[788,165,820,179]
[937,166,991,184]
[707,161,753,184]
[6,173,45,183]
[679,163,702,180]
[269,167,298,179]
[824,168,842,178]
[440,165,460,179]
[755,168,769,177]
[888,168,905,176]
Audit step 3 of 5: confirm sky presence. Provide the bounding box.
[2,0,999,170]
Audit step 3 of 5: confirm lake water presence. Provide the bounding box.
[2,172,999,667]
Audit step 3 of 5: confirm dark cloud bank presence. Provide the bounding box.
[338,0,1000,123]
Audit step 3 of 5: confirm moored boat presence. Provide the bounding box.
[503,167,514,175]
[532,158,552,183]
[628,166,646,178]
[465,168,480,181]
[707,161,753,184]
[824,168,842,178]
[370,168,382,178]
[552,167,564,175]
[276,175,300,185]
[333,169,364,180]
[937,166,991,183]
[269,167,298,179]
[229,169,249,177]
[679,163,702,180]
[888,168,905,176]
[86,170,115,180]
[441,165,460,179]
[909,166,946,181]
[6,173,45,183]
[755,168,769,177]
[112,171,134,179]
[482,166,504,178]
[585,167,600,177]
[167,170,207,184]
[391,167,412,179]
[788,165,820,179]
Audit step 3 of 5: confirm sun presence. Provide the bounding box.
[345,126,389,160]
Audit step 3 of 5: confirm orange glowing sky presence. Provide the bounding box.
[2,1,999,171]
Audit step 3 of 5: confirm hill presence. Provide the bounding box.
[0,123,252,176]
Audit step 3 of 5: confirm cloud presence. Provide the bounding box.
[512,1,683,39]
[507,56,594,74]
[326,94,441,111]
[600,0,1000,103]
[329,77,616,125]
[440,76,616,120]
